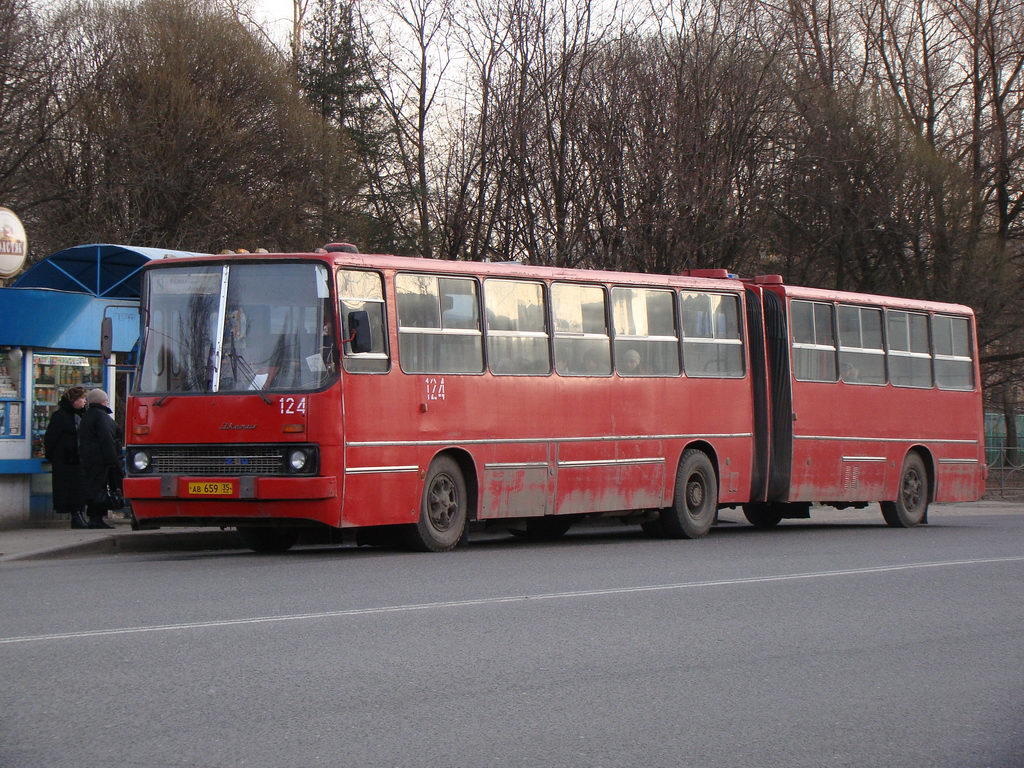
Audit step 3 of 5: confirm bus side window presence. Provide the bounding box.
[837,305,885,384]
[339,269,389,373]
[887,310,932,388]
[612,287,680,376]
[396,274,483,374]
[933,315,974,390]
[484,279,551,375]
[680,291,744,377]
[790,300,836,382]
[552,283,610,376]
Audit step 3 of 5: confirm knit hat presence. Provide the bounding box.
[86,388,108,405]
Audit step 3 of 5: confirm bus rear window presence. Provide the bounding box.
[933,315,974,390]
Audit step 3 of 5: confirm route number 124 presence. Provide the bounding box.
[280,397,307,414]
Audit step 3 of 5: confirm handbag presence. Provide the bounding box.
[95,486,125,511]
[95,476,125,511]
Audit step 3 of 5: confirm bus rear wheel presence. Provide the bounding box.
[881,453,929,528]
[742,502,783,529]
[237,526,300,554]
[659,449,717,539]
[404,456,468,552]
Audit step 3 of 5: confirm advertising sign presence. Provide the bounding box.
[0,207,28,277]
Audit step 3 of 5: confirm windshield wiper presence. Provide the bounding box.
[223,349,272,406]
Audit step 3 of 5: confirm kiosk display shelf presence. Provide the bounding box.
[31,354,104,457]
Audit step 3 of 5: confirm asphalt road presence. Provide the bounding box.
[2,502,1022,768]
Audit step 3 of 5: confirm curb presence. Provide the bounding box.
[2,529,246,562]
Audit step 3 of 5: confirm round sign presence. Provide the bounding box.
[0,207,28,278]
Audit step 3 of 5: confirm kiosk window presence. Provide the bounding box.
[0,349,23,439]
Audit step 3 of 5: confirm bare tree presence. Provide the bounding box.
[357,0,455,258]
[30,0,359,254]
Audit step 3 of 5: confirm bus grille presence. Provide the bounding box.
[150,446,284,476]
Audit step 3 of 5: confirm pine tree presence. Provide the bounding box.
[298,0,409,252]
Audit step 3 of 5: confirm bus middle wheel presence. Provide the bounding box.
[659,449,718,539]
[404,456,468,552]
[742,502,784,529]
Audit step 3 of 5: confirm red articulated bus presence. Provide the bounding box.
[122,246,985,552]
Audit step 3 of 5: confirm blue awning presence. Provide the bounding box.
[13,243,206,299]
[0,288,142,352]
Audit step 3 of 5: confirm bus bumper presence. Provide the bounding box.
[125,475,337,500]
[124,476,339,528]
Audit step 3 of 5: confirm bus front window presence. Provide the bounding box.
[137,263,336,394]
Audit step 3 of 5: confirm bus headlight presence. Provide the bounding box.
[288,449,308,472]
[131,450,151,472]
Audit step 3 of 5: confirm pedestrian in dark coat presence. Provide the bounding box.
[79,388,122,529]
[43,386,89,529]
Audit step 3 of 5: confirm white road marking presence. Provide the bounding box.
[2,555,1022,646]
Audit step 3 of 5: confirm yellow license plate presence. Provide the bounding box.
[187,481,235,496]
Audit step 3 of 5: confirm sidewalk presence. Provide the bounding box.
[0,516,244,563]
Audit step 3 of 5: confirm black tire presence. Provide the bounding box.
[881,452,929,528]
[238,526,300,554]
[742,502,783,530]
[659,449,718,539]
[508,516,574,541]
[403,456,468,552]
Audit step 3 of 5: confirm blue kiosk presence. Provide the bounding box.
[0,244,205,525]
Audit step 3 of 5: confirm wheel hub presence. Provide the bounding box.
[428,474,458,531]
[903,470,922,509]
[686,476,705,511]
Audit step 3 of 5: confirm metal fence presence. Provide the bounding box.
[985,444,1024,499]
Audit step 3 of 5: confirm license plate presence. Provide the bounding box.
[187,481,235,496]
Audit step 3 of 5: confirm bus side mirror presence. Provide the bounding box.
[100,317,114,360]
[348,311,372,354]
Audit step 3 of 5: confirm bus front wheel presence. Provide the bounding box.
[404,456,468,552]
[659,449,718,539]
[881,453,929,528]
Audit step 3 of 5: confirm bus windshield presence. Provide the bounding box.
[136,262,336,394]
